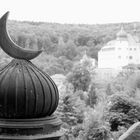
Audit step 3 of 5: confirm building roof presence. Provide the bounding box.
[116,25,127,39]
[100,25,140,52]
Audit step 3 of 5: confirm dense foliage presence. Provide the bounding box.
[105,94,140,130]
[7,20,140,60]
[67,62,91,91]
[1,20,140,140]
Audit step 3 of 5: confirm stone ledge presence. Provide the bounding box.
[0,129,64,140]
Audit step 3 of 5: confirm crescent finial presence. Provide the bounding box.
[0,11,43,60]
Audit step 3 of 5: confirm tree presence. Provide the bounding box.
[87,83,98,108]
[58,56,73,74]
[85,126,111,140]
[56,82,86,127]
[55,39,78,60]
[17,33,27,48]
[83,101,112,140]
[67,63,91,92]
[105,94,140,132]
[33,54,65,75]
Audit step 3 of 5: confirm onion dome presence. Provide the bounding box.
[117,25,127,39]
[0,12,59,119]
[0,59,59,118]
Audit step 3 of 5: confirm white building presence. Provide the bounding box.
[98,26,140,69]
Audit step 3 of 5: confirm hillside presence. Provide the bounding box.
[7,20,140,59]
[0,20,139,76]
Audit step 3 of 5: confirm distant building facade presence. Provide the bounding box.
[98,26,140,69]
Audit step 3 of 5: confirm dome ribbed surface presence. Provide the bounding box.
[0,59,59,119]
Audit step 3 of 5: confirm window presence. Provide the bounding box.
[129,56,133,59]
[118,56,121,59]
[130,48,132,50]
[134,48,136,50]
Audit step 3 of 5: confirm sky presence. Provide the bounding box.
[0,0,140,24]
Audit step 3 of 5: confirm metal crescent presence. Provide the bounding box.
[0,12,43,60]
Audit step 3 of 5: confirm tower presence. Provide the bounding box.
[116,24,127,40]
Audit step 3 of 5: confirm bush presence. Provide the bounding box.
[72,125,84,138]
[105,94,140,132]
[83,100,112,140]
[85,126,111,140]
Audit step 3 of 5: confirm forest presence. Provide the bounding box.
[1,20,140,139]
[3,20,140,76]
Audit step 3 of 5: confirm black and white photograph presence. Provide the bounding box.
[0,0,140,139]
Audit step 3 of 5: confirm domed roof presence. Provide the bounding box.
[117,25,127,38]
[0,59,59,119]
[0,12,60,120]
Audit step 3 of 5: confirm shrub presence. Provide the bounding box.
[105,94,140,132]
[83,100,112,140]
[85,126,111,140]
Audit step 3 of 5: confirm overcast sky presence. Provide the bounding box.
[0,0,140,24]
